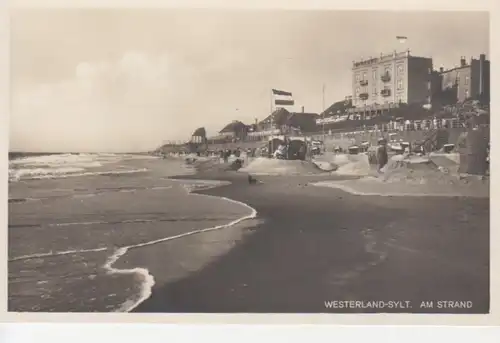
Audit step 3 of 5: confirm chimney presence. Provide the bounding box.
[439,67,444,73]
[301,106,305,113]
[479,54,486,96]
[460,56,466,67]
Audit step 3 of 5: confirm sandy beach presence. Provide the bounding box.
[132,159,489,314]
[8,154,489,313]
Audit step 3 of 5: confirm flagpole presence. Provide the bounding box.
[270,89,274,157]
[322,84,325,143]
[270,88,273,130]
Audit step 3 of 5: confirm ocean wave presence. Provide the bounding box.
[8,153,163,182]
[8,153,126,182]
[9,247,109,262]
[9,167,86,181]
[105,179,257,313]
[9,168,149,182]
[8,178,258,313]
[105,189,257,313]
[9,185,174,204]
[10,153,116,166]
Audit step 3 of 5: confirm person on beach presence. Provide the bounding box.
[376,138,388,172]
[274,143,287,159]
[299,144,306,160]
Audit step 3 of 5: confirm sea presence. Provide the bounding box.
[8,152,255,312]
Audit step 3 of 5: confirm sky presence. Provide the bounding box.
[9,9,489,152]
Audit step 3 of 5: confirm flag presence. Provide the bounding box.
[272,89,292,96]
[272,89,294,106]
[396,36,408,43]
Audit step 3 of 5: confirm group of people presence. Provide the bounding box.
[373,117,458,132]
[271,141,307,161]
[218,148,240,163]
[215,147,259,163]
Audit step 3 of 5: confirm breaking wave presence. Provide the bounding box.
[8,153,153,181]
[9,154,257,312]
[8,177,257,312]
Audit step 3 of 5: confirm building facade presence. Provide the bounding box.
[436,54,489,103]
[352,50,433,108]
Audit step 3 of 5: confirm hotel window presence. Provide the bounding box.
[372,70,377,80]
[373,88,377,96]
[355,87,360,95]
[355,74,360,81]
[397,65,404,75]
[363,72,367,80]
[397,79,403,90]
[465,89,469,98]
[427,81,431,90]
[456,71,460,84]
[465,76,469,85]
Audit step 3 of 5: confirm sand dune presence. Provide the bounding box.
[314,153,372,176]
[239,157,328,175]
[312,154,488,198]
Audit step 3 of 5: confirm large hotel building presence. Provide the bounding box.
[350,50,490,115]
[351,50,433,110]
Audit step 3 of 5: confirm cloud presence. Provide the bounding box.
[9,10,489,153]
[10,52,202,152]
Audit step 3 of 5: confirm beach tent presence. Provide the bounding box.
[348,145,360,155]
[288,139,308,160]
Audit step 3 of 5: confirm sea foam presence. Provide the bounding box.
[104,179,257,312]
[8,153,153,181]
[10,180,257,312]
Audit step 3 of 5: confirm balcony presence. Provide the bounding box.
[381,73,391,82]
[359,80,368,86]
[359,92,369,100]
[381,89,391,97]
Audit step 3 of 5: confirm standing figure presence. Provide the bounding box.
[376,138,388,172]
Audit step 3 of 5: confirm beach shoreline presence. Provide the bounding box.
[7,155,489,313]
[7,155,257,312]
[131,160,489,313]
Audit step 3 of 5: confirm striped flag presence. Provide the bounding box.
[396,36,408,43]
[272,89,294,106]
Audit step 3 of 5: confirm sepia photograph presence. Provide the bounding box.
[6,7,491,317]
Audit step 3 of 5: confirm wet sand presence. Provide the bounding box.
[8,157,253,312]
[8,157,489,313]
[133,167,489,314]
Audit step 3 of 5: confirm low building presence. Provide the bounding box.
[207,120,248,143]
[258,108,319,135]
[316,98,354,128]
[190,127,206,144]
[434,54,490,104]
[219,120,248,139]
